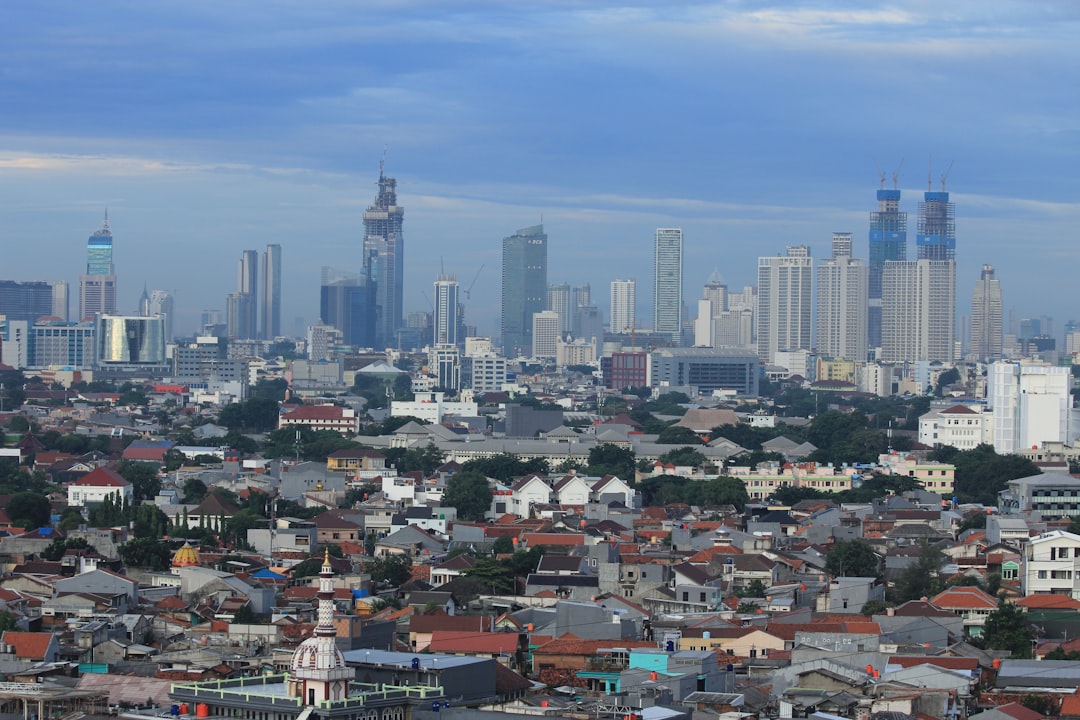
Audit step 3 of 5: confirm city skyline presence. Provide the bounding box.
[1,2,1078,336]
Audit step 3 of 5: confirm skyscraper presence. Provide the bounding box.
[546,283,572,335]
[79,212,117,320]
[362,164,405,348]
[320,267,375,348]
[653,228,683,345]
[756,246,813,364]
[881,259,956,362]
[816,233,868,361]
[916,190,956,261]
[501,224,548,356]
[433,274,461,346]
[531,310,560,358]
[868,188,907,349]
[150,290,174,341]
[610,279,636,334]
[0,281,57,322]
[230,250,259,339]
[261,243,282,340]
[971,264,1003,361]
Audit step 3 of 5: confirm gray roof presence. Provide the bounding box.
[996,659,1080,688]
[342,649,484,669]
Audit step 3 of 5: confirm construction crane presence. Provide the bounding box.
[463,264,485,300]
[940,160,955,191]
[892,158,904,189]
[873,160,886,189]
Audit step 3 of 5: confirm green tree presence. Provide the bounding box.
[934,368,961,397]
[119,537,172,570]
[8,416,31,433]
[232,604,258,624]
[892,542,945,603]
[702,476,750,511]
[442,469,493,521]
[57,507,84,532]
[462,557,516,593]
[586,443,636,478]
[491,536,514,555]
[368,554,413,586]
[183,478,208,503]
[930,443,1041,505]
[116,460,162,501]
[825,540,880,578]
[658,447,707,468]
[42,537,92,561]
[0,610,18,633]
[656,426,705,445]
[981,601,1034,658]
[461,454,549,483]
[8,492,51,528]
[860,600,889,616]
[742,578,769,598]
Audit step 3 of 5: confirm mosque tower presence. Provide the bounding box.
[287,550,353,704]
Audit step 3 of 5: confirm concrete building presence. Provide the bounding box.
[971,264,1003,361]
[648,347,759,396]
[653,227,683,345]
[881,259,956,363]
[462,352,506,393]
[531,310,560,359]
[816,233,868,362]
[79,212,117,321]
[501,224,547,357]
[918,404,994,450]
[95,315,167,370]
[610,278,636,334]
[546,282,572,335]
[67,467,133,508]
[757,246,813,364]
[989,361,1071,454]
[1022,530,1080,599]
[390,391,477,424]
[261,243,282,340]
[428,344,461,391]
[362,166,406,349]
[433,274,460,346]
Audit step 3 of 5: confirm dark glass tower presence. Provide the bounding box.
[320,267,375,348]
[362,164,405,349]
[501,224,548,357]
[867,189,907,350]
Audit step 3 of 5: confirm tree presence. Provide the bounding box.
[981,601,1034,658]
[702,476,749,511]
[491,536,514,555]
[183,478,208,503]
[368,554,413,586]
[656,426,705,445]
[930,444,1041,505]
[825,540,880,578]
[742,579,768,598]
[42,537,92,561]
[892,541,945,603]
[8,492,50,529]
[119,537,172,570]
[116,460,162,501]
[934,368,961,397]
[860,600,889,616]
[232,605,258,624]
[658,447,707,468]
[462,454,548,483]
[586,443,636,479]
[442,469,493,521]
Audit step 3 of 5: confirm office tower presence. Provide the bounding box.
[138,286,151,316]
[756,246,813,364]
[816,233,868,362]
[149,290,174,341]
[429,344,462,391]
[868,187,907,349]
[320,267,376,348]
[501,224,547,356]
[917,190,956,261]
[226,292,253,340]
[881,259,956,362]
[971,264,1003,361]
[546,283,572,334]
[235,250,258,338]
[531,310,560,358]
[261,243,282,340]
[433,274,461,346]
[362,164,405,348]
[989,361,1070,454]
[703,275,727,314]
[407,311,433,347]
[79,212,117,320]
[575,305,603,343]
[96,315,167,368]
[0,281,56,322]
[200,309,223,334]
[610,279,636,334]
[653,228,683,344]
[51,281,68,321]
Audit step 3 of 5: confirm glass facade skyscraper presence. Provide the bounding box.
[362,165,405,349]
[653,227,683,345]
[79,212,117,321]
[261,243,282,340]
[501,224,547,357]
[868,189,907,351]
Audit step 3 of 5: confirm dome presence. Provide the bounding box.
[290,636,347,673]
[172,543,200,568]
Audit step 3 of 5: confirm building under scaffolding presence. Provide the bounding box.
[0,681,110,719]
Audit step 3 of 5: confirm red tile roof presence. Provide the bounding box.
[428,631,521,654]
[1,631,53,659]
[930,586,997,610]
[889,656,979,671]
[1017,594,1080,610]
[70,467,130,487]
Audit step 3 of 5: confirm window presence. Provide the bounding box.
[1038,570,1048,579]
[682,592,689,601]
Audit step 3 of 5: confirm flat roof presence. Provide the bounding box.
[342,649,488,670]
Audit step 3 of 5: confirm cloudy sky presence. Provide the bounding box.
[2,1,1078,338]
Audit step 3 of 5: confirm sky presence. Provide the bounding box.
[1,1,1078,340]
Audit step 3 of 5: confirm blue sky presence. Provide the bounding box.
[1,1,1078,338]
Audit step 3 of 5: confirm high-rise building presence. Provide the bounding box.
[816,233,868,362]
[971,264,1003,361]
[881,259,956,363]
[868,188,907,349]
[261,243,282,340]
[226,292,253,340]
[610,279,636,334]
[756,246,813,364]
[0,281,56,322]
[320,267,375,348]
[236,250,258,339]
[96,315,167,368]
[433,274,461,346]
[989,361,1071,455]
[362,164,405,348]
[546,283,572,335]
[531,310,560,359]
[917,190,956,261]
[79,212,117,321]
[500,224,547,356]
[149,290,174,341]
[51,281,69,321]
[653,228,683,345]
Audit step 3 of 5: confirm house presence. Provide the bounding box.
[1023,530,1080,599]
[278,404,361,435]
[508,474,551,517]
[315,510,364,545]
[374,525,444,558]
[590,475,634,506]
[66,467,132,508]
[930,586,999,637]
[0,630,60,663]
[54,568,139,605]
[552,474,591,505]
[430,554,476,588]
[326,448,388,476]
[408,611,491,651]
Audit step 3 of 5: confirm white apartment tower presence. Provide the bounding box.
[756,246,813,364]
[531,310,560,358]
[815,233,868,362]
[433,274,461,346]
[971,264,1003,361]
[989,361,1071,455]
[610,279,636,334]
[653,228,683,345]
[881,259,956,363]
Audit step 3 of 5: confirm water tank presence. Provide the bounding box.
[195,704,209,718]
[179,704,189,715]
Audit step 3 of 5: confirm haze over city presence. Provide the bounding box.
[2,1,1079,336]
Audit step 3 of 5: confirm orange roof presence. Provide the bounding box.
[930,586,997,610]
[1,631,53,659]
[1060,692,1080,718]
[1017,594,1080,610]
[533,633,655,656]
[428,631,521,654]
[523,532,585,546]
[889,656,979,671]
[687,545,743,563]
[70,467,130,487]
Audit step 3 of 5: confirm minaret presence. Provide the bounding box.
[288,549,353,704]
